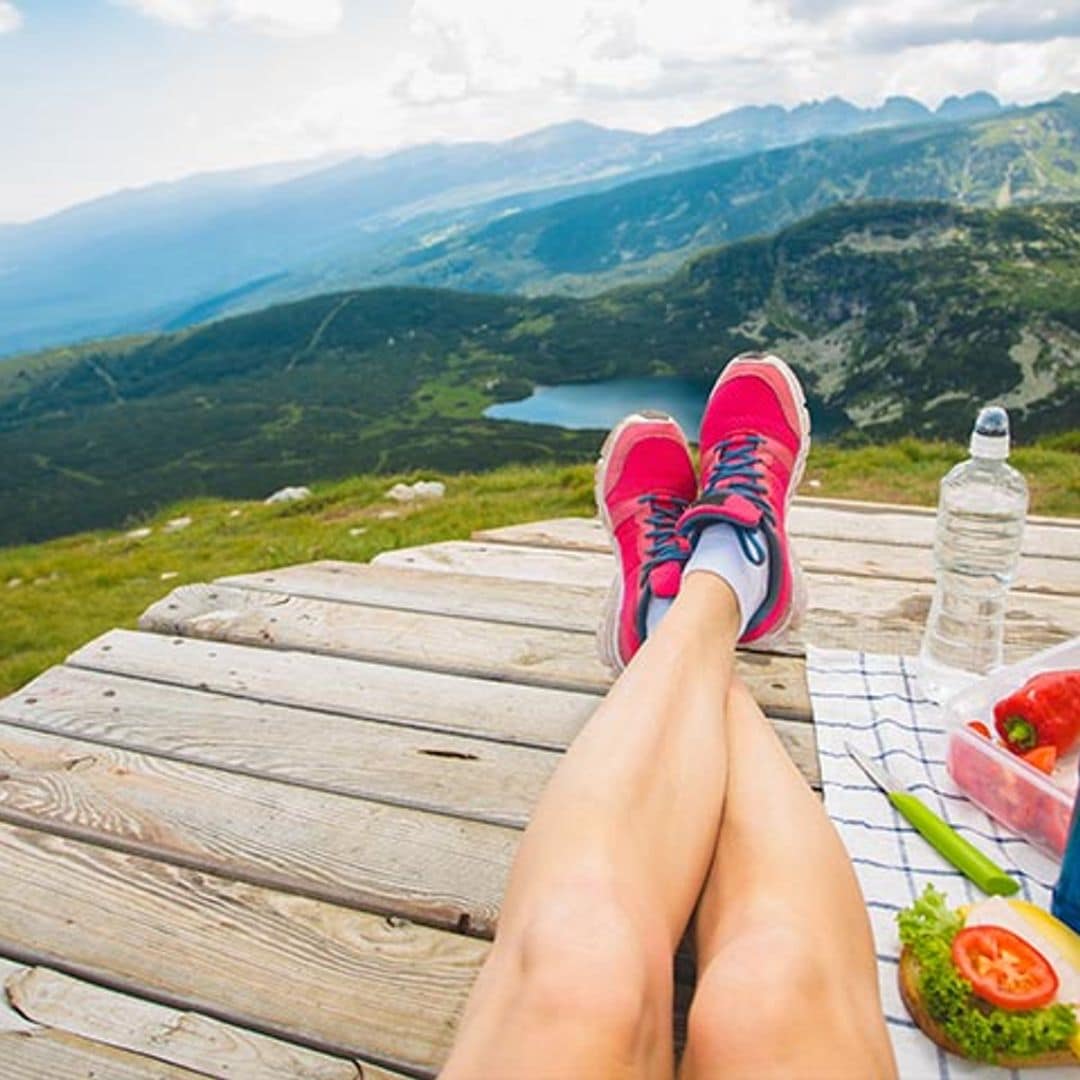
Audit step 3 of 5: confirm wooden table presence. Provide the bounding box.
[0,498,1076,1077]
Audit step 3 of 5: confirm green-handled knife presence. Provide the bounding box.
[845,741,1019,897]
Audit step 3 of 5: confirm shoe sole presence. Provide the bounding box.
[594,411,682,672]
[705,353,812,650]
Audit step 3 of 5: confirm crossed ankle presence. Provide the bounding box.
[683,522,769,635]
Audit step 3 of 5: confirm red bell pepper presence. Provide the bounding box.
[993,669,1080,756]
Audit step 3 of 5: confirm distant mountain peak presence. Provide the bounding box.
[935,91,1002,121]
[790,96,862,118]
[506,119,634,151]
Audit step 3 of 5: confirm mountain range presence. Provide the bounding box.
[387,94,1080,297]
[2,199,1076,546]
[0,90,1021,358]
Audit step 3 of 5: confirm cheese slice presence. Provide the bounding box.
[965,897,1080,1056]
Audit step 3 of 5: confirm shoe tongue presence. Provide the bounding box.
[697,491,764,529]
[650,560,682,599]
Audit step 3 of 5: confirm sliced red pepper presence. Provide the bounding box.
[993,669,1080,755]
[1022,745,1057,775]
[966,720,991,738]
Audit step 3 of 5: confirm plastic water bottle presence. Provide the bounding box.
[918,406,1028,703]
[1052,765,1080,933]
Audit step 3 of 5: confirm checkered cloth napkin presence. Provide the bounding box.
[806,646,1072,1080]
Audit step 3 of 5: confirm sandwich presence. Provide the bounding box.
[897,886,1080,1066]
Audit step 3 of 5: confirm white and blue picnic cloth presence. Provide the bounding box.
[808,646,1072,1080]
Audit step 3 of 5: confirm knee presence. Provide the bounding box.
[686,923,884,1075]
[497,877,672,1050]
[687,926,819,1052]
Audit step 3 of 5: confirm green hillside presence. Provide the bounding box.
[381,95,1080,296]
[2,200,1078,545]
[2,442,1077,699]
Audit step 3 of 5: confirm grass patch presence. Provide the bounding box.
[805,438,1080,516]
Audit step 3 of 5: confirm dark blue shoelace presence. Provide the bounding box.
[699,434,771,565]
[638,492,690,584]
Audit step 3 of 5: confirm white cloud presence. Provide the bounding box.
[119,0,344,36]
[389,0,803,109]
[245,0,1080,168]
[384,1,1080,117]
[0,1,22,33]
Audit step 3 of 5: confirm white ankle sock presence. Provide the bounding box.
[684,523,769,636]
[644,595,673,638]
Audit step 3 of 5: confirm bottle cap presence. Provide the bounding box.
[970,405,1010,460]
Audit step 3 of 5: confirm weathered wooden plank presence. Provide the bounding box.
[67,629,601,750]
[4,664,820,793]
[220,561,600,633]
[2,666,560,829]
[1,1028,209,1079]
[136,586,813,720]
[789,502,1077,559]
[0,958,39,1034]
[475,502,1079,559]
[0,822,486,1072]
[793,494,1080,531]
[0,722,511,935]
[7,967,366,1080]
[374,541,611,588]
[472,522,1076,595]
[39,639,816,786]
[474,516,607,552]
[373,542,1079,657]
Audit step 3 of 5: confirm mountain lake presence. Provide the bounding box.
[485,376,711,434]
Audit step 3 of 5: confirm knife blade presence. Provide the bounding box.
[845,741,1018,897]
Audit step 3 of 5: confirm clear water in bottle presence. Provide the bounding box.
[919,406,1028,703]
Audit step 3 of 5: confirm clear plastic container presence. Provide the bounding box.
[945,636,1080,860]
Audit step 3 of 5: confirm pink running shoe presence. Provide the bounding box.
[596,412,697,670]
[678,353,811,646]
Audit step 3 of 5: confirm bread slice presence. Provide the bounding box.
[898,947,1078,1069]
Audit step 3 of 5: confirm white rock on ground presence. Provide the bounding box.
[386,480,446,502]
[126,527,152,540]
[413,481,446,499]
[164,516,192,532]
[264,486,312,505]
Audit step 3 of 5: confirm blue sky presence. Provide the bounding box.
[2,1,1078,223]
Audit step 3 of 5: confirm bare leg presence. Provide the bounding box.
[680,679,897,1080]
[443,575,741,1079]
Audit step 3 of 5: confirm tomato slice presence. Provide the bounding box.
[952,925,1059,1011]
